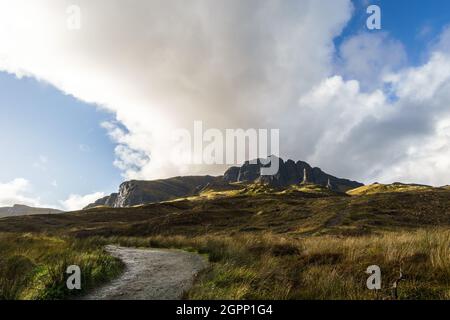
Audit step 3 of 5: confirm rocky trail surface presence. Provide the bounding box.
[84,245,208,300]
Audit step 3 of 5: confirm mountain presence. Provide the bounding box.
[86,158,363,209]
[85,176,220,209]
[0,204,63,218]
[5,183,449,239]
[224,157,363,192]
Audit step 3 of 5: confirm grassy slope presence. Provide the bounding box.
[112,176,220,205]
[1,184,448,237]
[347,183,442,196]
[0,233,123,300]
[97,230,450,300]
[0,183,449,300]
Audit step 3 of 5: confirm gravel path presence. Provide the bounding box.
[84,245,208,300]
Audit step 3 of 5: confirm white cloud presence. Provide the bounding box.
[0,178,103,211]
[0,178,42,207]
[293,48,450,185]
[336,32,407,90]
[0,0,353,180]
[387,52,450,101]
[0,0,449,187]
[377,118,450,186]
[59,192,105,211]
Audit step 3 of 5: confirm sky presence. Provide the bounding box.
[0,0,449,210]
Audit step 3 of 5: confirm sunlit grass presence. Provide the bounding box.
[0,233,123,300]
[347,183,439,196]
[0,183,449,300]
[83,228,450,300]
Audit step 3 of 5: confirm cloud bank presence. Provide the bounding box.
[0,178,104,210]
[59,192,105,211]
[0,178,42,207]
[0,0,352,178]
[0,0,449,186]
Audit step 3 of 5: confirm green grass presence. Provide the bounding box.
[0,233,124,300]
[2,184,448,238]
[0,183,449,300]
[81,229,450,300]
[347,183,440,196]
[2,228,450,300]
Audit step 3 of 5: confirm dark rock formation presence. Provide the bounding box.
[223,166,240,182]
[84,193,118,209]
[224,157,363,192]
[86,158,364,209]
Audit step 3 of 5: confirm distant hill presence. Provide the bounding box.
[85,158,363,209]
[0,204,63,218]
[3,183,449,238]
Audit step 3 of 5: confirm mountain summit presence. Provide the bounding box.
[224,157,362,192]
[85,158,363,208]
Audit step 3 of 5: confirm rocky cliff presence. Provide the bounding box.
[85,176,219,209]
[224,158,363,192]
[85,158,363,208]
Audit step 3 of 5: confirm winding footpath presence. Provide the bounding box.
[84,245,208,300]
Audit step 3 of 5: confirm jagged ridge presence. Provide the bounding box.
[224,157,362,192]
[85,158,363,208]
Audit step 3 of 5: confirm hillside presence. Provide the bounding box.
[1,183,450,300]
[85,158,363,209]
[347,182,441,196]
[0,204,63,218]
[2,183,449,237]
[85,176,219,209]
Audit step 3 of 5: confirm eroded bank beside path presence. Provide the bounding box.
[84,245,208,300]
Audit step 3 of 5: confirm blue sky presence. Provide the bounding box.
[0,0,449,209]
[0,73,122,206]
[339,0,450,64]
